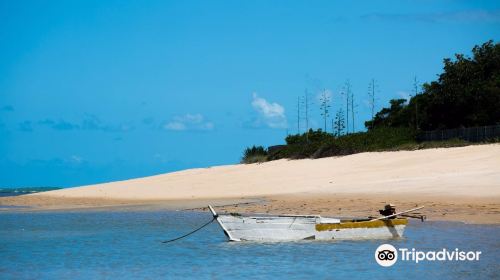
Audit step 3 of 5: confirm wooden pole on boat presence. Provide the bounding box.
[370,206,425,221]
[208,205,240,241]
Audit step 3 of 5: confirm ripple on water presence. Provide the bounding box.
[0,210,498,279]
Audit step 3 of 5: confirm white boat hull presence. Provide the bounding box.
[213,213,407,242]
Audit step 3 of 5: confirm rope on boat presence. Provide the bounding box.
[161,216,216,244]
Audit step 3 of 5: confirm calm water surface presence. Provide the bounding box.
[0,210,498,279]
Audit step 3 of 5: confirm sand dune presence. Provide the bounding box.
[2,144,500,224]
[32,144,500,200]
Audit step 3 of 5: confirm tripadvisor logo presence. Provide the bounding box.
[375,244,398,267]
[375,244,482,267]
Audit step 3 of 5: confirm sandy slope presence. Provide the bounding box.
[2,144,500,223]
[30,144,500,199]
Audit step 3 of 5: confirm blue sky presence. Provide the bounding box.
[1,0,499,187]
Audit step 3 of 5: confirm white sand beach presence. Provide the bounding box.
[2,144,500,223]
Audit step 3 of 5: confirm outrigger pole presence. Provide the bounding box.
[370,206,425,221]
[208,205,240,241]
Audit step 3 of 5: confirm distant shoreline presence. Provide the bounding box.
[0,187,61,197]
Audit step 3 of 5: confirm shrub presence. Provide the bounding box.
[241,145,268,163]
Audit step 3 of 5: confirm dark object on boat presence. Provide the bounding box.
[400,213,427,222]
[379,204,397,219]
[378,204,426,222]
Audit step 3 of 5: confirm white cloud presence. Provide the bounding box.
[163,113,214,131]
[164,121,186,131]
[176,113,204,123]
[251,93,287,128]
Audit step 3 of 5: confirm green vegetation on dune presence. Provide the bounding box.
[241,145,268,163]
[242,129,493,163]
[273,127,416,160]
[242,41,500,164]
[366,40,500,131]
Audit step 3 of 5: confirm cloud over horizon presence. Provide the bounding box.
[251,93,287,129]
[162,113,214,131]
[19,115,134,132]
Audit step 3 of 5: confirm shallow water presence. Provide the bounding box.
[0,210,498,279]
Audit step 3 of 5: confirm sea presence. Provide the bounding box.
[0,187,61,197]
[0,209,499,279]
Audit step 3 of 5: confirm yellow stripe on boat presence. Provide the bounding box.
[315,218,408,231]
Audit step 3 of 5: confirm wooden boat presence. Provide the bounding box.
[208,205,424,242]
